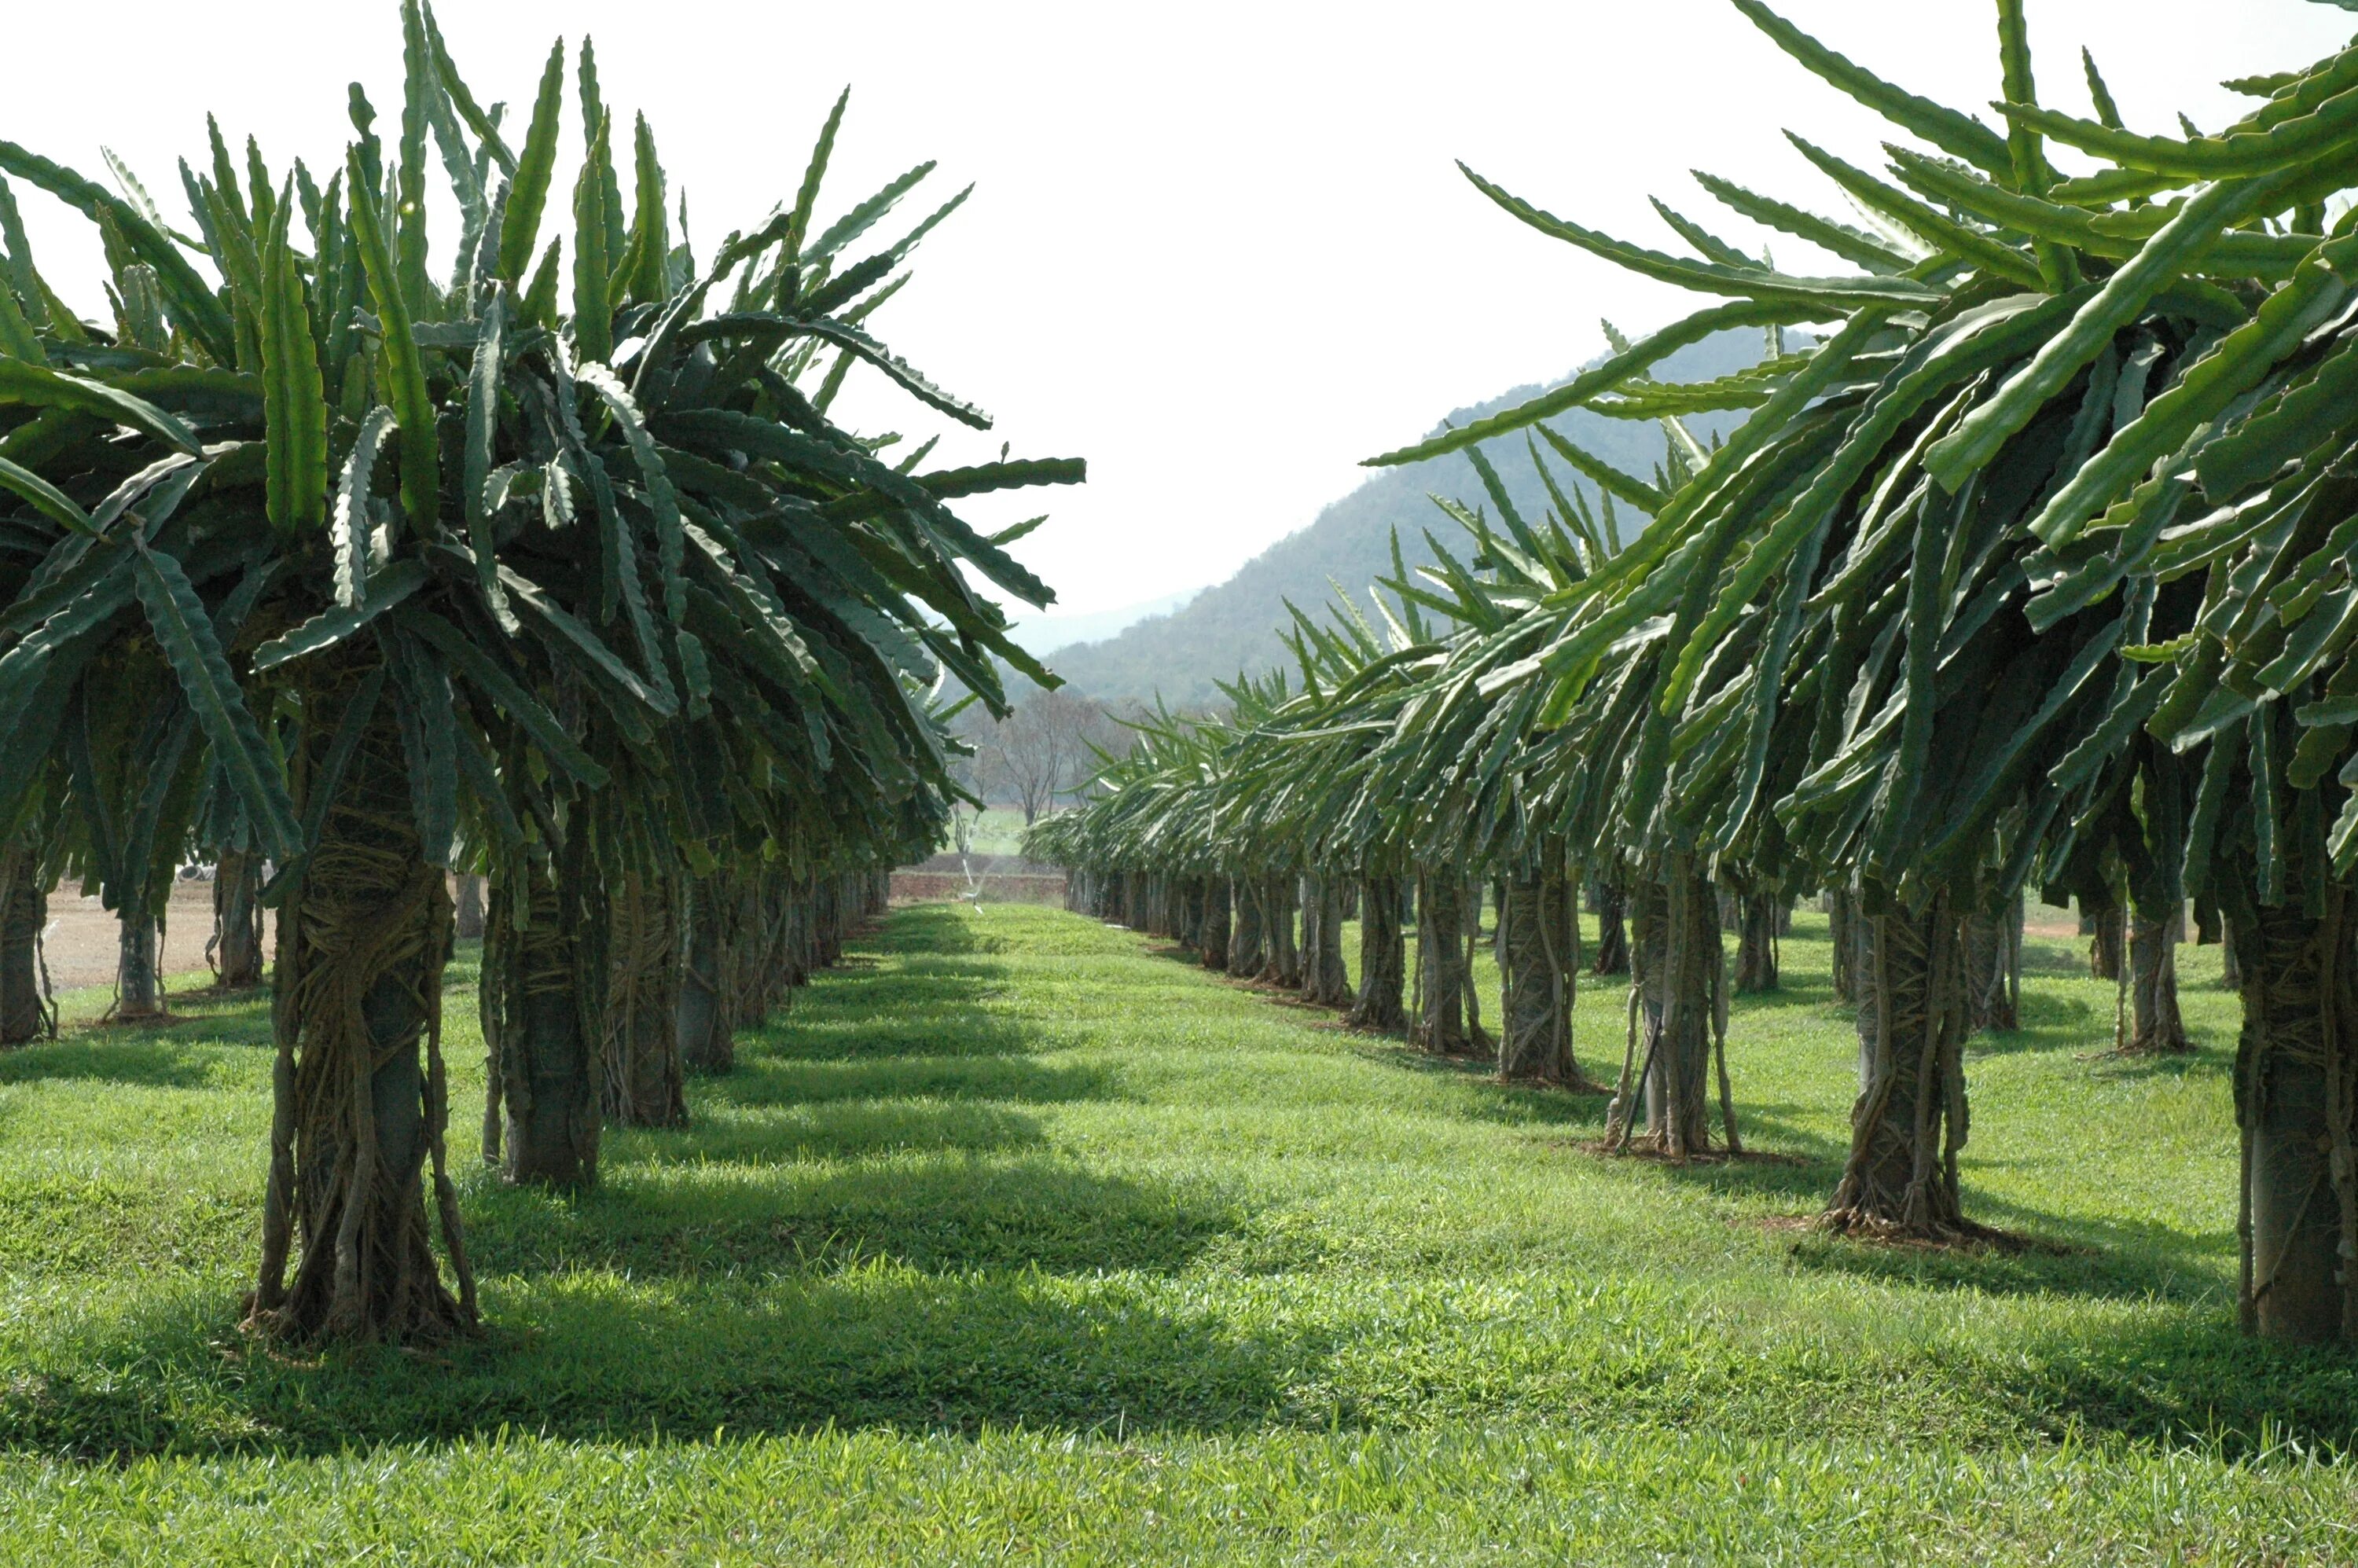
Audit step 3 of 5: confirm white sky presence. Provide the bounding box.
[8,2,2352,618]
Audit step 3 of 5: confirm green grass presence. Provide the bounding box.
[0,903,2352,1564]
[959,806,1045,857]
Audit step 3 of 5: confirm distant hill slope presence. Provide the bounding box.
[1045,329,1762,706]
[1007,586,1205,656]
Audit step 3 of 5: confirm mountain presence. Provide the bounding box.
[1005,586,1207,656]
[1042,329,1764,706]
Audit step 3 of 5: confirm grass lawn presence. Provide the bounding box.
[0,902,2353,1563]
[959,806,1045,858]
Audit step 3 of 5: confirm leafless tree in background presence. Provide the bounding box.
[975,689,1096,824]
[949,688,1146,830]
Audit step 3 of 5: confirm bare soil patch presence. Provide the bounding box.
[41,877,274,994]
[890,870,1065,903]
[1748,1210,2080,1256]
[1577,1141,1811,1166]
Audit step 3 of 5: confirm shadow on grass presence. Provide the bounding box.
[1992,1316,2358,1460]
[0,1254,1322,1460]
[1596,1102,1848,1207]
[2077,1046,2235,1088]
[467,1140,1249,1279]
[862,902,993,956]
[1472,1080,1614,1133]
[2019,937,2092,979]
[1734,1118,2242,1309]
[1590,1085,2243,1313]
[0,1004,275,1091]
[1125,913,2261,1321]
[1776,1208,2236,1309]
[1953,990,2108,1056]
[1104,914,2358,1458]
[2,1108,1290,1459]
[722,950,1083,1070]
[1325,1034,1628,1133]
[707,1048,1124,1115]
[1727,976,1841,1014]
[0,904,1308,1461]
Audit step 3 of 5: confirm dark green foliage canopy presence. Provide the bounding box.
[0,1,1082,905]
[1041,0,2358,935]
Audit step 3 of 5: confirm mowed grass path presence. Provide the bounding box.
[0,903,2354,1562]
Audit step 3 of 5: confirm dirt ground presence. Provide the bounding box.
[41,876,276,996]
[32,878,2094,998]
[2024,902,2081,942]
[891,870,1065,904]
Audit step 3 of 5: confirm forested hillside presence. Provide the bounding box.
[1045,329,1761,703]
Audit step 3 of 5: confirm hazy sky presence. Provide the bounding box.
[8,2,2351,619]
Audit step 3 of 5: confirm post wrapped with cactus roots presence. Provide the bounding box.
[678,873,735,1076]
[2125,898,2187,1056]
[1349,873,1406,1032]
[212,849,266,989]
[0,832,50,1045]
[1614,854,1728,1157]
[1500,852,1581,1085]
[1733,887,1780,994]
[1300,874,1352,1007]
[116,909,161,1021]
[1824,888,1971,1239]
[1589,878,1629,976]
[2087,900,2126,983]
[454,874,486,941]
[1199,879,1231,970]
[1828,889,1858,1005]
[727,872,789,1031]
[1260,875,1302,988]
[250,691,474,1343]
[604,863,685,1123]
[2222,857,2358,1346]
[483,846,602,1192]
[1964,897,2022,1034]
[1229,876,1265,979]
[1412,871,1485,1056]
